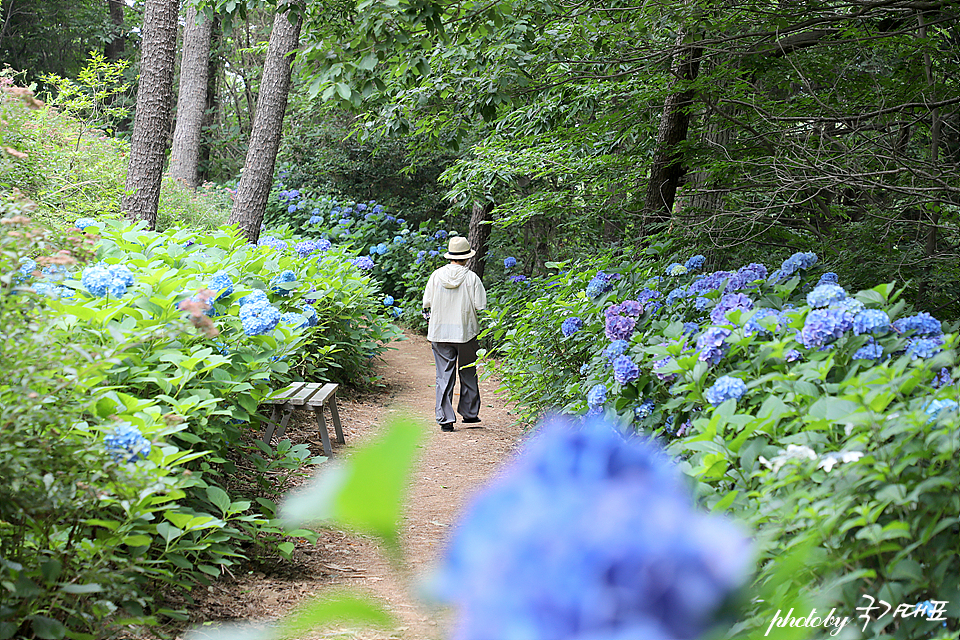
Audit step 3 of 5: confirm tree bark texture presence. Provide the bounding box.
[228,3,302,243]
[643,34,702,227]
[199,16,221,183]
[465,201,494,281]
[169,3,212,189]
[122,0,179,228]
[105,0,125,61]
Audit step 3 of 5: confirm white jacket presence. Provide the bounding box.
[422,263,487,343]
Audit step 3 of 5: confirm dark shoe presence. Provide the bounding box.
[440,423,455,432]
[462,417,481,424]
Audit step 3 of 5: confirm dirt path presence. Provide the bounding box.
[181,332,523,640]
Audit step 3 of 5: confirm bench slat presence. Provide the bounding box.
[304,383,337,407]
[287,383,325,406]
[265,382,305,403]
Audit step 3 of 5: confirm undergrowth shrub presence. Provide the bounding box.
[483,250,960,639]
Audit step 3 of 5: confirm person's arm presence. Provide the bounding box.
[422,273,435,320]
[473,276,487,311]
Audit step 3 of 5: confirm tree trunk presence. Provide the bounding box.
[121,0,179,229]
[917,12,941,302]
[466,201,494,280]
[104,0,125,61]
[227,2,302,243]
[643,33,702,227]
[198,16,222,183]
[169,3,212,189]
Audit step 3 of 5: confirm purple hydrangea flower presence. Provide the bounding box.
[932,367,952,388]
[431,416,752,640]
[704,375,747,406]
[785,349,803,362]
[619,299,645,316]
[585,271,615,298]
[689,271,732,295]
[635,399,655,418]
[603,339,630,364]
[612,354,640,384]
[682,322,700,336]
[800,308,853,348]
[725,263,768,291]
[696,327,732,364]
[605,314,636,341]
[710,293,754,325]
[561,317,584,337]
[351,256,375,270]
[652,356,676,382]
[509,275,528,283]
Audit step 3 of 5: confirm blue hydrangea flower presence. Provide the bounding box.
[635,399,655,418]
[309,215,322,224]
[240,299,281,336]
[508,275,528,283]
[684,254,706,271]
[586,384,607,408]
[504,256,517,269]
[585,272,615,299]
[785,349,803,362]
[32,282,73,299]
[852,309,890,336]
[397,218,405,224]
[435,230,448,240]
[689,270,732,295]
[744,308,780,335]
[725,263,768,292]
[238,289,268,306]
[108,264,134,287]
[287,204,297,213]
[892,312,941,337]
[666,286,688,306]
[17,257,36,280]
[612,355,640,384]
[780,251,818,276]
[603,339,630,364]
[696,327,731,364]
[301,304,318,327]
[853,342,884,361]
[818,272,839,285]
[710,293,754,324]
[429,250,438,257]
[209,270,234,300]
[74,217,98,230]
[376,243,388,254]
[561,317,583,337]
[104,422,151,463]
[315,239,332,252]
[695,296,711,311]
[257,236,288,252]
[280,312,309,329]
[351,256,375,270]
[579,363,590,376]
[605,314,636,341]
[806,284,847,308]
[704,375,747,406]
[390,306,403,318]
[81,264,132,298]
[270,270,297,295]
[924,399,958,423]
[682,322,700,336]
[906,337,943,360]
[800,308,853,348]
[381,295,394,307]
[296,240,319,257]
[666,262,687,276]
[932,367,952,388]
[431,416,752,640]
[830,297,864,315]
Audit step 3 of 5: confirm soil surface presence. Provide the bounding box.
[178,332,524,640]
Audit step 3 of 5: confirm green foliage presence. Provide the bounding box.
[40,51,131,145]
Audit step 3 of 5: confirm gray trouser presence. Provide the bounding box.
[431,338,480,425]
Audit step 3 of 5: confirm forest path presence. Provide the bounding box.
[180,332,523,640]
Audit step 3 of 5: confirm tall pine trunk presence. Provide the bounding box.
[122,0,179,228]
[104,0,125,61]
[169,3,212,189]
[643,33,702,228]
[228,3,302,243]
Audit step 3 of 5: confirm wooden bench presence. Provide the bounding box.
[260,382,345,457]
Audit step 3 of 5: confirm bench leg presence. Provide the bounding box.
[328,398,345,444]
[313,406,333,457]
[262,406,281,443]
[275,406,293,440]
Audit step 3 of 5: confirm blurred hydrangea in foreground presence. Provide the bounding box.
[429,416,753,640]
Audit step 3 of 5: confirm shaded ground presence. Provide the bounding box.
[176,332,523,640]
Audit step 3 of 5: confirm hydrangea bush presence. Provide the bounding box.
[482,249,960,639]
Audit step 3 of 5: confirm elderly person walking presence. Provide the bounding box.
[422,236,487,432]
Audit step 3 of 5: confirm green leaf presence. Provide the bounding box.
[30,616,66,640]
[40,559,62,584]
[277,590,394,639]
[60,583,103,594]
[335,83,351,100]
[281,417,422,550]
[207,485,232,514]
